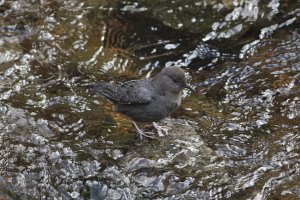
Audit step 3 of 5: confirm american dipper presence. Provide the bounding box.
[93,66,195,139]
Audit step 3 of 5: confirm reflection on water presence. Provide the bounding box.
[0,0,300,199]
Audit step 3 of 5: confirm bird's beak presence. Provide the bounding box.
[183,83,196,93]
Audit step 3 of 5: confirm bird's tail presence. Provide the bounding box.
[88,82,121,103]
[89,82,108,96]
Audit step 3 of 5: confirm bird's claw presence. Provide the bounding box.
[137,130,156,139]
[132,121,169,139]
[152,122,169,137]
[133,121,157,139]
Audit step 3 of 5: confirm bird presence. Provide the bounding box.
[92,66,195,139]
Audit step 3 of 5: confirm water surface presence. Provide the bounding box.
[0,0,300,199]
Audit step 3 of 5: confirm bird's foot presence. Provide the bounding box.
[133,121,156,139]
[137,129,156,139]
[152,122,169,137]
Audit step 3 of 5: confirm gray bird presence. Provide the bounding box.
[93,66,195,139]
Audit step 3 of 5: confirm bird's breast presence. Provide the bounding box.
[163,91,182,112]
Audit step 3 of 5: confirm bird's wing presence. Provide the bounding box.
[93,80,154,104]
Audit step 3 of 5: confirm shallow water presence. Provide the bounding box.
[0,0,300,199]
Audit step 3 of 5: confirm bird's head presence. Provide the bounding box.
[154,66,195,94]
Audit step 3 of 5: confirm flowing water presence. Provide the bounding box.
[0,0,300,199]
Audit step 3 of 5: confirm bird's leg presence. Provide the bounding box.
[132,121,156,139]
[152,122,169,137]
